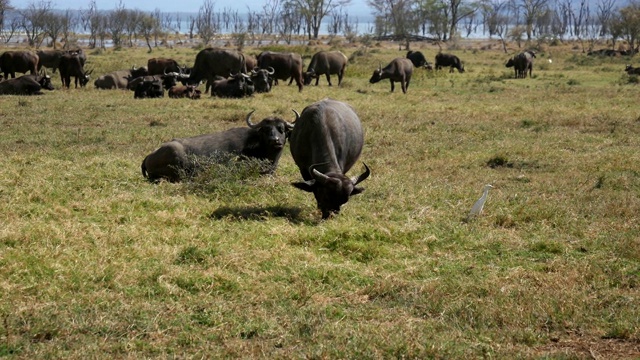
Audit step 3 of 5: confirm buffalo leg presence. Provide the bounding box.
[389,79,395,92]
[325,74,331,86]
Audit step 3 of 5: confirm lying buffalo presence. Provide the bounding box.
[289,98,370,219]
[369,57,414,94]
[141,111,294,182]
[0,74,54,95]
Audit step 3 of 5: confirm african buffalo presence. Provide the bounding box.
[435,53,465,73]
[406,50,433,69]
[625,65,640,75]
[94,67,149,89]
[168,85,200,99]
[36,49,65,73]
[0,51,39,79]
[244,54,257,72]
[303,51,348,86]
[59,53,92,88]
[0,74,54,95]
[141,111,294,182]
[250,67,274,93]
[127,75,175,91]
[188,48,246,94]
[147,57,181,75]
[211,73,252,98]
[369,57,414,94]
[134,78,164,99]
[256,51,304,92]
[506,51,534,78]
[289,99,370,219]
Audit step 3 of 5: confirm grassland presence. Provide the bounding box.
[0,38,639,358]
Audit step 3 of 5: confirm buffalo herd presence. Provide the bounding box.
[2,46,635,218]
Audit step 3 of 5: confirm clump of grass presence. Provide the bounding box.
[487,155,513,168]
[567,79,580,86]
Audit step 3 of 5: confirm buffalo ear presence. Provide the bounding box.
[292,180,315,192]
[351,186,365,196]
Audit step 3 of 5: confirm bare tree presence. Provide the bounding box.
[42,10,64,48]
[2,15,19,43]
[60,9,77,48]
[610,1,640,54]
[196,0,217,45]
[595,0,616,37]
[19,0,52,48]
[82,0,101,48]
[107,1,128,48]
[520,0,549,40]
[138,13,159,52]
[0,0,11,33]
[289,0,351,39]
[125,9,141,47]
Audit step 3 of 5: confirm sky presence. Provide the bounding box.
[45,0,372,16]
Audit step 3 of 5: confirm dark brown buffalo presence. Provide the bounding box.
[406,50,433,69]
[303,51,348,86]
[168,85,200,99]
[187,48,246,94]
[625,64,640,75]
[250,67,274,93]
[141,111,294,182]
[244,54,257,72]
[59,53,92,88]
[289,99,370,219]
[147,57,180,75]
[0,51,39,79]
[36,49,65,73]
[0,74,54,95]
[134,78,164,99]
[435,53,465,73]
[211,73,252,98]
[369,57,414,94]
[256,51,304,92]
[506,51,534,78]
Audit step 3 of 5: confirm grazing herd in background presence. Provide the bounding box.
[1,46,638,217]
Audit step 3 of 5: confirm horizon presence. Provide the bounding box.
[20,0,373,17]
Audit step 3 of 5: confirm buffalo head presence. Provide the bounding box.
[245,110,294,150]
[39,75,55,91]
[293,163,370,219]
[369,63,383,84]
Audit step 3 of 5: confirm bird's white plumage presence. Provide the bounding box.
[467,184,493,220]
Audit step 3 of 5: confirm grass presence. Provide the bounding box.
[1,38,639,358]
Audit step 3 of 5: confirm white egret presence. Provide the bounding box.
[466,184,493,221]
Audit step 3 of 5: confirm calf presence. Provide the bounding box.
[134,78,164,98]
[506,51,534,78]
[168,85,200,99]
[624,65,640,75]
[211,73,252,98]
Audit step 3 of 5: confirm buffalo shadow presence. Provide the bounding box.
[209,205,314,224]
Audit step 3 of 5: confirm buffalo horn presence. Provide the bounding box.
[378,62,382,71]
[351,163,371,185]
[245,110,258,128]
[311,168,331,184]
[267,66,275,75]
[292,109,300,123]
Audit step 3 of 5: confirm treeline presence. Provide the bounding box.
[1,0,640,53]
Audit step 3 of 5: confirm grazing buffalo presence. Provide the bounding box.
[406,50,433,69]
[625,65,640,75]
[435,53,465,73]
[256,51,304,92]
[211,73,252,98]
[303,51,348,86]
[188,48,246,94]
[0,51,39,79]
[36,49,65,73]
[147,57,181,75]
[289,99,370,219]
[134,78,164,99]
[506,51,535,78]
[94,67,149,89]
[141,111,294,182]
[0,74,54,95]
[250,67,274,93]
[168,85,200,99]
[369,57,414,94]
[59,53,92,88]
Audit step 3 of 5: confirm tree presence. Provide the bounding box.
[60,10,78,48]
[289,0,351,39]
[196,0,217,45]
[0,0,11,32]
[610,1,640,54]
[520,0,549,40]
[138,13,159,52]
[19,0,52,48]
[595,0,617,37]
[42,10,64,48]
[107,1,127,48]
